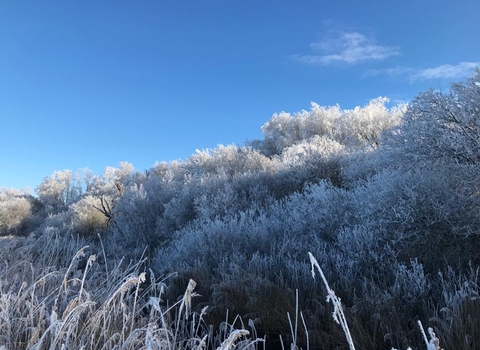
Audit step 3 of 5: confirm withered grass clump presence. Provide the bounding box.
[1,232,478,350]
[0,235,262,350]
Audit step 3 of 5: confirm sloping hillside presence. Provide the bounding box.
[1,72,479,350]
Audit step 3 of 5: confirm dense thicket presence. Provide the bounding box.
[1,71,479,350]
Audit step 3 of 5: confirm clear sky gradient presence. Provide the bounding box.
[1,0,479,191]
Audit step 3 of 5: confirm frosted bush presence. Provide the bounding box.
[280,135,345,163]
[384,69,480,166]
[259,103,340,154]
[257,97,404,155]
[187,144,274,177]
[437,264,479,314]
[0,189,32,235]
[282,181,352,241]
[87,161,136,197]
[391,259,431,305]
[333,224,395,279]
[42,210,74,233]
[352,166,479,235]
[335,97,405,148]
[35,170,76,209]
[277,135,347,186]
[70,195,108,236]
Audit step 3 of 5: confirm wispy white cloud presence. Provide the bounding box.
[294,31,400,66]
[410,62,480,81]
[365,62,480,82]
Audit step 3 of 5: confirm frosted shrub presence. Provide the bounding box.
[192,169,279,223]
[151,160,189,183]
[41,211,74,234]
[0,188,32,235]
[70,195,108,236]
[156,208,273,272]
[259,103,340,154]
[280,135,345,163]
[332,224,396,285]
[0,188,26,202]
[159,179,201,233]
[391,259,431,305]
[107,183,173,258]
[256,97,404,155]
[384,69,480,166]
[278,135,346,186]
[335,97,405,148]
[187,144,274,177]
[153,169,274,243]
[35,170,80,210]
[87,161,136,198]
[282,181,352,242]
[125,171,179,220]
[103,161,135,186]
[351,166,480,269]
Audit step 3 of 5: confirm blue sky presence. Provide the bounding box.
[1,0,479,191]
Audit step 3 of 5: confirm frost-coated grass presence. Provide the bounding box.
[308,252,445,350]
[308,252,355,350]
[0,240,262,350]
[0,238,453,350]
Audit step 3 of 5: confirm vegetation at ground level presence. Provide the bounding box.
[1,71,480,349]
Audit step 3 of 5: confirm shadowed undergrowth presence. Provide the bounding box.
[1,234,479,350]
[0,236,263,350]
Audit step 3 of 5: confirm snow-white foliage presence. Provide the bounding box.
[0,188,32,234]
[187,144,275,176]
[333,223,395,285]
[385,68,480,165]
[335,97,406,148]
[257,97,405,155]
[436,264,480,316]
[88,161,136,197]
[280,135,345,163]
[35,170,77,209]
[352,165,480,237]
[41,210,74,234]
[70,195,108,236]
[391,259,430,305]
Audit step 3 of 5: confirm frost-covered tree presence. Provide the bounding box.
[336,97,405,148]
[34,169,89,210]
[254,98,404,155]
[385,69,480,165]
[88,161,136,197]
[70,195,108,236]
[278,135,346,186]
[258,104,340,154]
[0,188,32,235]
[186,144,274,177]
[35,170,74,209]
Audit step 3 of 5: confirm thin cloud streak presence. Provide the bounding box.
[294,31,400,66]
[365,62,480,82]
[411,62,480,81]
